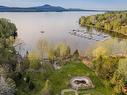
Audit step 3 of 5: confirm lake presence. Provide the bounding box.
[0,12,115,55]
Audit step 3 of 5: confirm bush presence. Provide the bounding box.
[29,81,35,90]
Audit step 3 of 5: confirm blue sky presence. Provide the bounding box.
[0,0,127,10]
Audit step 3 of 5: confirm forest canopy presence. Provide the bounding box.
[79,12,127,36]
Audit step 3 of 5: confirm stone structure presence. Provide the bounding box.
[70,76,95,90]
[0,66,16,95]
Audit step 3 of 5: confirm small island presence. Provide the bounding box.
[79,12,127,36]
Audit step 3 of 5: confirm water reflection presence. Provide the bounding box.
[87,26,127,39]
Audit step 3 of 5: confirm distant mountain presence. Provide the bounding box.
[0,4,107,12]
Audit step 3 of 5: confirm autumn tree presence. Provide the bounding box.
[37,39,48,58]
[111,59,127,94]
[55,43,71,58]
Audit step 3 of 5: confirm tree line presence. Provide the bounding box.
[79,12,127,36]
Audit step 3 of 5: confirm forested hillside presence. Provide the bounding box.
[80,12,127,35]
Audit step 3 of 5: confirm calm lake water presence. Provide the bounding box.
[0,12,111,55]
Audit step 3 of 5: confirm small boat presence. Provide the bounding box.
[103,35,108,38]
[40,31,45,33]
[72,29,76,32]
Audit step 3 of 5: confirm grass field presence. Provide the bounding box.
[49,61,113,95]
[16,61,113,95]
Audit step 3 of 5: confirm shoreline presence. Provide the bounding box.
[80,24,127,37]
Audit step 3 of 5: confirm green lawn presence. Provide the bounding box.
[49,61,113,95]
[16,61,113,95]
